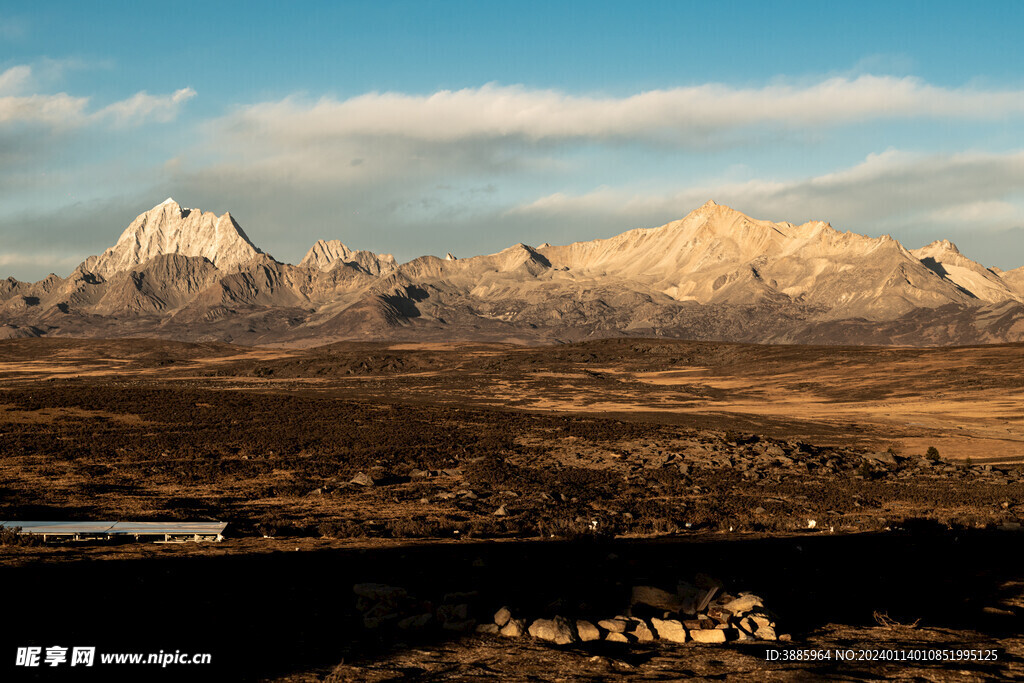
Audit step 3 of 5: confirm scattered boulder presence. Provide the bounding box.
[500,618,527,638]
[632,620,655,643]
[722,593,763,615]
[650,617,687,643]
[598,618,629,633]
[865,451,898,466]
[350,472,375,486]
[706,606,733,621]
[475,623,500,635]
[494,606,512,627]
[740,614,777,640]
[605,632,630,643]
[528,616,577,645]
[576,619,601,642]
[690,629,727,644]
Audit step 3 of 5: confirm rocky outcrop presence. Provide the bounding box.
[911,239,1022,304]
[81,198,262,276]
[998,266,1024,297]
[91,254,221,315]
[299,239,397,276]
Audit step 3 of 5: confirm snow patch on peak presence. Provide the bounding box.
[160,197,177,206]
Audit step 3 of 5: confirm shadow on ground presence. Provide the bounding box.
[4,528,1022,681]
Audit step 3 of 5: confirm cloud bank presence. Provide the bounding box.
[515,150,1024,223]
[220,76,1024,148]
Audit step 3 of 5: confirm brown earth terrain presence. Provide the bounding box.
[1,337,1023,681]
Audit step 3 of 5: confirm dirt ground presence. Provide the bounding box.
[4,533,1023,681]
[1,337,1022,681]
[3,337,1019,460]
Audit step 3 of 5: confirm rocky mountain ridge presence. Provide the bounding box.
[2,199,1022,345]
[81,198,262,276]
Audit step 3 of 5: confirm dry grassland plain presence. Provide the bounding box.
[1,337,1022,681]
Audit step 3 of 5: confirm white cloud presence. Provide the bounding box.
[0,65,195,129]
[97,87,196,126]
[923,200,1021,226]
[0,92,90,127]
[513,150,1024,228]
[184,77,1024,195]
[220,77,1024,148]
[0,65,32,94]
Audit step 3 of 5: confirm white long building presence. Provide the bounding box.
[0,520,227,542]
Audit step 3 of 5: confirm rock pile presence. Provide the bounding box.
[485,578,786,646]
[353,577,786,647]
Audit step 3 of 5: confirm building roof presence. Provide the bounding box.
[0,521,227,536]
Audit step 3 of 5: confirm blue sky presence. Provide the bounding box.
[2,0,1024,279]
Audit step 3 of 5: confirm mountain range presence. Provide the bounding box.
[2,198,1023,345]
